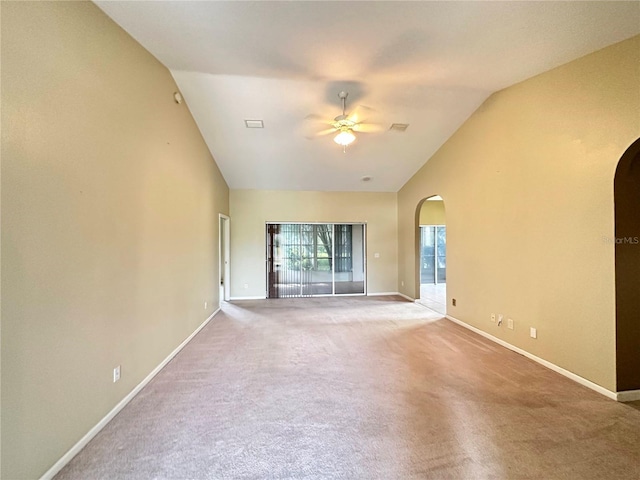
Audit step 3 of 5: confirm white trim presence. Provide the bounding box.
[397,292,415,302]
[229,296,266,300]
[331,225,336,295]
[363,223,368,295]
[367,292,415,302]
[311,293,366,297]
[219,214,231,303]
[617,389,640,402]
[39,309,221,480]
[266,221,368,225]
[444,314,618,402]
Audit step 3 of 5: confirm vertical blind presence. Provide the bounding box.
[266,223,365,298]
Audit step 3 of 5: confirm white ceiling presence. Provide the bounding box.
[94,1,640,192]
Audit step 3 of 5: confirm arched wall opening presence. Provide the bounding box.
[414,195,446,314]
[614,137,640,392]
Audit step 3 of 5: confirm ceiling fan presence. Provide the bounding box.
[305,91,383,151]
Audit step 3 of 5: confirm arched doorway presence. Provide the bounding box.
[415,195,446,314]
[614,137,640,392]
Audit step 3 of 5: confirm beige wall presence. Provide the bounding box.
[398,35,640,392]
[230,190,398,297]
[419,200,445,225]
[1,2,229,478]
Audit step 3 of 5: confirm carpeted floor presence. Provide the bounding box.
[56,296,640,479]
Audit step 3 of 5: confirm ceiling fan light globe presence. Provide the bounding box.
[334,130,356,146]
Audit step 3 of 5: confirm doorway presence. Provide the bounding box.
[416,196,446,314]
[219,214,230,305]
[420,225,446,284]
[614,137,640,393]
[266,223,366,298]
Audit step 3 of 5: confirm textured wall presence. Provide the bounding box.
[1,2,229,477]
[398,35,640,392]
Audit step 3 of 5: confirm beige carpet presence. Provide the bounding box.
[56,296,640,479]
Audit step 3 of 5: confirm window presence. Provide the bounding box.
[266,223,365,297]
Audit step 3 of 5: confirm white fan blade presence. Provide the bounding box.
[353,123,384,133]
[304,113,332,124]
[315,128,337,137]
[303,126,337,140]
[302,113,336,139]
[346,105,376,124]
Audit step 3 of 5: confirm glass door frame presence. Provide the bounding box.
[420,224,446,285]
[265,222,367,298]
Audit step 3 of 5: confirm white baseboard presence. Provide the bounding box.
[617,389,640,402]
[229,295,266,300]
[40,308,221,480]
[368,292,415,302]
[445,314,619,402]
[396,292,415,302]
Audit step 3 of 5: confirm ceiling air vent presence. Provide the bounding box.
[244,120,264,129]
[389,123,409,132]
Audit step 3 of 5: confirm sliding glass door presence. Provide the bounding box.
[420,225,446,284]
[266,223,365,298]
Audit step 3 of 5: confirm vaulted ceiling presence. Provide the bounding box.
[94,1,640,192]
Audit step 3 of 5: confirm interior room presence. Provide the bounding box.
[416,196,447,314]
[2,1,640,478]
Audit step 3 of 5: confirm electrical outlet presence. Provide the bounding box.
[507,318,514,330]
[491,313,496,322]
[401,281,404,287]
[497,314,503,326]
[204,301,207,309]
[530,327,537,339]
[243,283,249,289]
[113,366,121,383]
[452,298,457,307]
